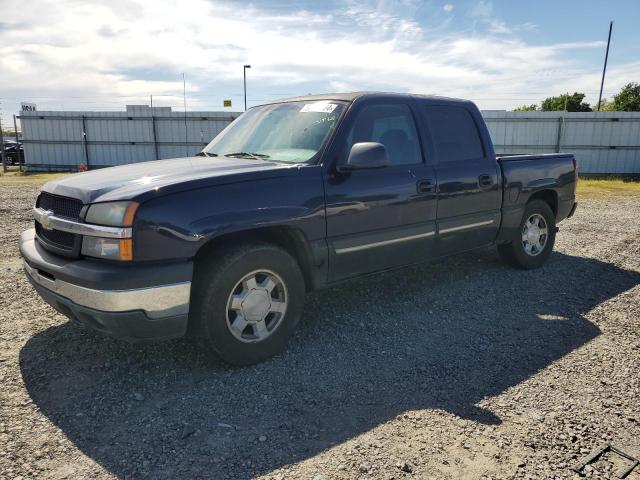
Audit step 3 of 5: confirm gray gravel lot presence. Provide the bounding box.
[1,183,639,480]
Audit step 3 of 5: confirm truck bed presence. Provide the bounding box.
[496,153,574,163]
[494,151,577,245]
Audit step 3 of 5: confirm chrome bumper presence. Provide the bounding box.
[23,260,191,319]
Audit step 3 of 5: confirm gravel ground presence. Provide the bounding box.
[1,183,639,480]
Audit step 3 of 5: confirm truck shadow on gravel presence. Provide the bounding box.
[19,250,640,479]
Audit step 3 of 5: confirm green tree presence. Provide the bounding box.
[611,82,640,111]
[514,104,538,112]
[598,98,616,111]
[1,130,18,139]
[541,92,592,112]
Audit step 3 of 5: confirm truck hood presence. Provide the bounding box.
[41,156,294,204]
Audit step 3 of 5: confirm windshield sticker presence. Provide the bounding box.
[300,102,338,113]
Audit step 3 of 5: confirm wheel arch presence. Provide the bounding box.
[193,226,319,292]
[528,189,558,218]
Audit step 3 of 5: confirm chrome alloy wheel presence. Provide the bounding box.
[521,213,548,257]
[225,270,288,343]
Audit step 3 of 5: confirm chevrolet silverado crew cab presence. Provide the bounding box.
[20,92,578,365]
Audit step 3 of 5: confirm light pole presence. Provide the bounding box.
[243,64,251,111]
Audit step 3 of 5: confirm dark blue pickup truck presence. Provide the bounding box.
[20,92,577,364]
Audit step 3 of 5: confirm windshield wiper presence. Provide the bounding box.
[224,152,270,160]
[196,151,217,157]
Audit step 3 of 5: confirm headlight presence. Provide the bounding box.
[85,201,138,227]
[83,201,138,261]
[82,237,133,261]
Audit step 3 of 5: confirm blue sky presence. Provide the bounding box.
[1,0,639,127]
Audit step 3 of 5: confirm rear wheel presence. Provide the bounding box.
[498,199,556,269]
[190,243,305,365]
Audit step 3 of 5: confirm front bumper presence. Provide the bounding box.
[20,229,192,341]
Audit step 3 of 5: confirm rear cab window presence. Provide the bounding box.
[423,105,485,163]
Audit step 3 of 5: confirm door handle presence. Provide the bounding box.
[417,179,436,194]
[478,174,493,188]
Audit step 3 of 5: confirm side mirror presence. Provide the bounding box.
[339,142,389,171]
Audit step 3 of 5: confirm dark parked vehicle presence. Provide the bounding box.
[2,141,24,166]
[20,92,577,365]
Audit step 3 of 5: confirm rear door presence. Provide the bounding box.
[324,99,437,281]
[421,104,501,254]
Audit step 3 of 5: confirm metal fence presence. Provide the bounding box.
[483,111,640,175]
[19,106,239,171]
[18,107,640,175]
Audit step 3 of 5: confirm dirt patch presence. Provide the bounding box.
[1,184,639,479]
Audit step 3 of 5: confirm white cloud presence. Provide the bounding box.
[0,0,634,120]
[471,0,493,18]
[443,4,454,13]
[553,62,640,103]
[489,20,512,34]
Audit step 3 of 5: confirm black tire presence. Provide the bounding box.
[497,199,556,270]
[190,242,305,365]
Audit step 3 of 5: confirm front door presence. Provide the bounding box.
[324,100,437,282]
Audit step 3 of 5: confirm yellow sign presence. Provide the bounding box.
[223,100,232,107]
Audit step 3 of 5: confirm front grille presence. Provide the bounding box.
[35,192,84,257]
[37,192,83,220]
[36,223,75,251]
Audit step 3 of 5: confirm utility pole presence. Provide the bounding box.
[597,21,613,111]
[13,114,21,172]
[150,94,159,160]
[183,73,188,157]
[243,64,251,111]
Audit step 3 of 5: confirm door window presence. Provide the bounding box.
[424,106,484,163]
[347,104,422,166]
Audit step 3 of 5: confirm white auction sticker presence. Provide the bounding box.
[300,102,337,113]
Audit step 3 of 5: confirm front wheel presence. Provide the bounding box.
[497,199,556,269]
[190,243,305,365]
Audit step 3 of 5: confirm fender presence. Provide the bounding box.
[132,165,327,265]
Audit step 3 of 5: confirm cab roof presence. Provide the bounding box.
[261,91,473,106]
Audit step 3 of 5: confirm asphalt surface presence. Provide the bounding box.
[1,183,639,479]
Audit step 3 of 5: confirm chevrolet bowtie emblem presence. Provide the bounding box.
[40,210,55,230]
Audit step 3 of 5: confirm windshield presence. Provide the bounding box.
[203,100,347,163]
